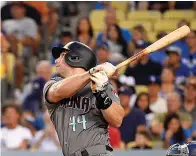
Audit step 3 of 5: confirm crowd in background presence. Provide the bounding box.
[1,1,196,151]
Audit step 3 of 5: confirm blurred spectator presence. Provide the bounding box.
[149,32,168,64]
[151,92,192,141]
[137,2,149,10]
[76,17,96,49]
[165,46,190,85]
[51,31,73,64]
[1,2,41,26]
[118,75,136,107]
[160,67,177,98]
[21,110,39,139]
[129,25,150,55]
[119,86,146,148]
[61,1,78,17]
[96,42,110,64]
[128,130,152,149]
[1,33,15,102]
[31,111,61,151]
[149,1,168,12]
[2,2,39,56]
[95,1,110,10]
[134,92,154,128]
[2,2,39,85]
[124,43,162,85]
[22,60,52,115]
[172,20,190,58]
[1,31,24,90]
[24,2,49,24]
[162,114,191,148]
[108,126,121,149]
[148,76,167,113]
[183,30,196,75]
[21,110,45,135]
[1,104,32,150]
[96,7,132,45]
[168,1,196,10]
[106,24,129,63]
[181,77,196,120]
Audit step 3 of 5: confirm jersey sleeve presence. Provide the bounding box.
[43,78,59,115]
[106,83,120,104]
[43,79,57,104]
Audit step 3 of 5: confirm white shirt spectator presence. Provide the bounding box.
[1,125,32,149]
[31,130,60,151]
[2,17,37,40]
[150,97,168,113]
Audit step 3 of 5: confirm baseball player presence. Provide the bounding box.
[43,41,124,156]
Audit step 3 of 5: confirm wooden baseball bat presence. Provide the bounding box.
[116,25,191,69]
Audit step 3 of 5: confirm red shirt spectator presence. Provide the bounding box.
[108,126,121,148]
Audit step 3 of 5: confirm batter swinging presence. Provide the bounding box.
[43,41,124,156]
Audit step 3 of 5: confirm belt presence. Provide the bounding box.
[70,145,113,156]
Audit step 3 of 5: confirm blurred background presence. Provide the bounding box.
[1,1,196,155]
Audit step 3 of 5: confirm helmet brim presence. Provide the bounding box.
[52,47,66,59]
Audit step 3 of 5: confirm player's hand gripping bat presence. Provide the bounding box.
[116,25,190,69]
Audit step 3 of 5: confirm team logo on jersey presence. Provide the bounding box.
[59,96,90,112]
[112,89,119,98]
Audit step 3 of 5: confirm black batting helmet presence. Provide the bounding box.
[52,41,97,71]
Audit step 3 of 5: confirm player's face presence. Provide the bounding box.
[55,52,73,77]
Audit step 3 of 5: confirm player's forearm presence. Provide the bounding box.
[101,102,125,128]
[50,72,90,102]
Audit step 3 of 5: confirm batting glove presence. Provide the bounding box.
[89,62,116,77]
[90,71,109,93]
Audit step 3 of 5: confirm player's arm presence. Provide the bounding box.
[47,72,90,103]
[90,71,125,128]
[101,102,124,128]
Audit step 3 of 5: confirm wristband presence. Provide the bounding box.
[93,91,112,110]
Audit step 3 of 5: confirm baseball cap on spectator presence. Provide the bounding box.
[60,31,73,38]
[166,46,181,56]
[148,75,161,85]
[119,75,136,87]
[118,86,133,96]
[97,42,109,51]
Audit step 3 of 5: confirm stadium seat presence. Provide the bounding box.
[135,85,148,94]
[7,53,16,83]
[147,31,157,42]
[90,10,106,22]
[90,9,125,31]
[119,20,153,31]
[116,10,126,22]
[154,20,179,32]
[0,64,6,79]
[128,11,161,21]
[111,1,128,12]
[191,20,196,30]
[163,10,195,21]
[91,20,105,32]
